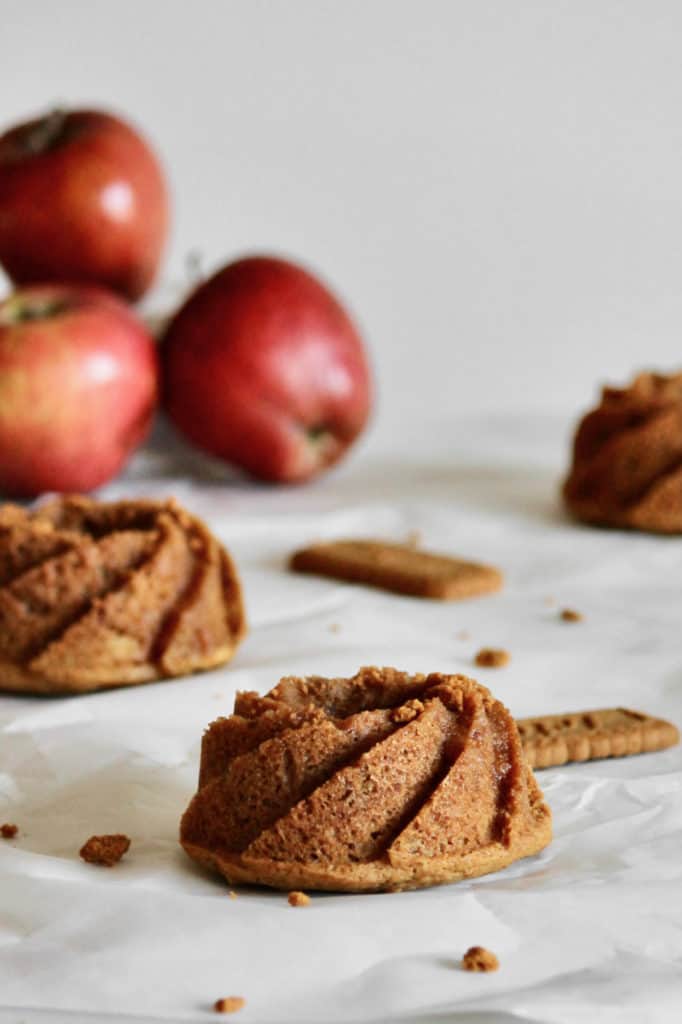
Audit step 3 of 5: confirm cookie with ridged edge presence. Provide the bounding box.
[0,496,246,694]
[180,666,551,893]
[517,707,679,769]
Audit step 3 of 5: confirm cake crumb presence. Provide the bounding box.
[544,595,557,607]
[288,890,311,907]
[474,648,510,669]
[79,833,130,867]
[456,630,471,642]
[391,698,425,724]
[560,608,583,622]
[328,623,341,634]
[214,996,245,1014]
[462,946,499,972]
[404,529,422,548]
[1,823,18,839]
[228,890,238,899]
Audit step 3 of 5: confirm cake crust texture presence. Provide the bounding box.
[0,496,245,694]
[563,371,682,533]
[181,666,552,893]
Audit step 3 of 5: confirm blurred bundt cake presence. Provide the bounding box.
[564,371,682,533]
[180,666,552,892]
[0,496,245,694]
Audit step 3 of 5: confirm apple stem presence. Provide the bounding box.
[0,296,70,326]
[22,108,68,156]
[306,425,331,443]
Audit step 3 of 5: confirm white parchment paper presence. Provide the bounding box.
[1,415,681,1024]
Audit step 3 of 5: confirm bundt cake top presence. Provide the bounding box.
[600,371,682,407]
[0,495,246,694]
[181,666,552,892]
[564,369,682,533]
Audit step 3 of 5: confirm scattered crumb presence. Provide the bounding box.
[456,630,471,642]
[288,890,311,907]
[404,529,422,548]
[1,823,18,839]
[543,596,557,607]
[328,623,341,634]
[474,648,510,669]
[79,833,130,867]
[462,946,499,972]
[560,608,583,622]
[214,996,245,1014]
[228,890,238,899]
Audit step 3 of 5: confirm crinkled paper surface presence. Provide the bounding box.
[1,415,681,1024]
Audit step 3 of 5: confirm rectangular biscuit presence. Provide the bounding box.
[516,708,679,769]
[289,539,503,601]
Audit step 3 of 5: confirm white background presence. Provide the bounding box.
[3,9,682,1021]
[3,0,682,439]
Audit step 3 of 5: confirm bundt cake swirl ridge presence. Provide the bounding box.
[564,371,682,533]
[0,496,246,694]
[181,667,551,892]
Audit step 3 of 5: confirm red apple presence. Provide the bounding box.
[0,108,169,301]
[161,255,372,482]
[0,284,158,496]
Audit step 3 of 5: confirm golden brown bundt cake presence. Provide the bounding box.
[563,371,682,533]
[180,666,552,892]
[0,496,246,694]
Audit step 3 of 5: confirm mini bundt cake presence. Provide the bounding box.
[180,666,552,892]
[563,371,682,533]
[0,496,246,694]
